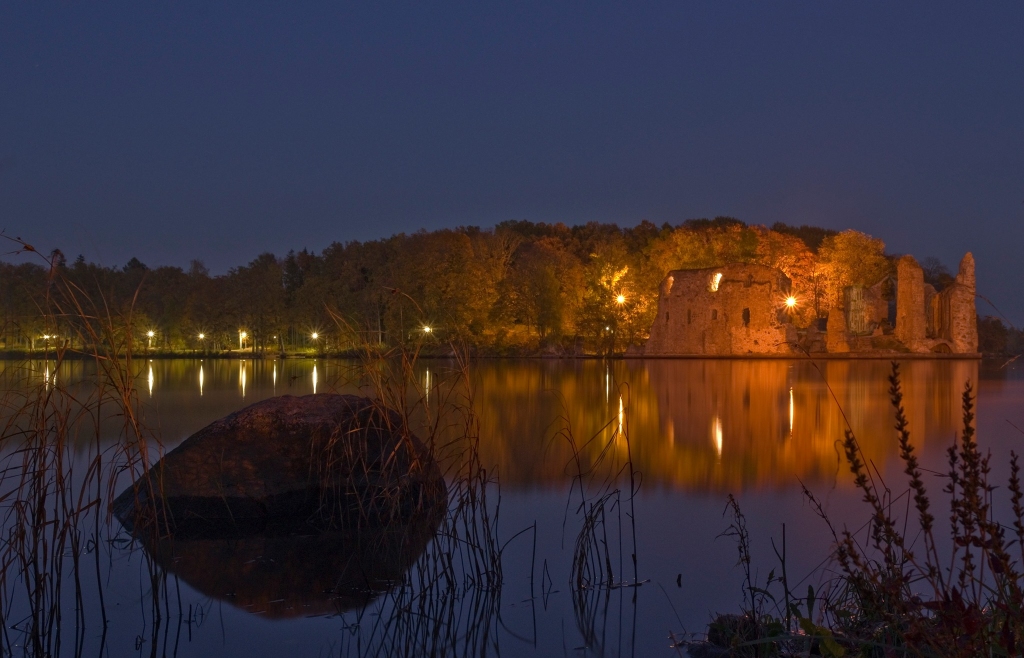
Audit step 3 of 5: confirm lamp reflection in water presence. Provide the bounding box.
[424,368,430,405]
[199,364,204,396]
[312,363,318,394]
[148,363,154,397]
[789,386,794,437]
[616,394,625,442]
[240,361,247,398]
[713,416,723,459]
[273,362,277,390]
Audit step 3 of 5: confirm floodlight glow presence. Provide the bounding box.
[785,296,797,309]
[311,332,319,340]
[198,333,205,340]
[146,330,155,338]
[615,294,626,305]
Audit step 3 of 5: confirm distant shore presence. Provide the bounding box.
[1,348,992,361]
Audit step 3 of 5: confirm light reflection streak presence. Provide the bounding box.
[199,364,204,396]
[618,395,624,438]
[240,361,246,398]
[789,387,794,436]
[312,363,318,394]
[425,368,430,405]
[273,363,277,390]
[148,363,154,397]
[713,416,723,459]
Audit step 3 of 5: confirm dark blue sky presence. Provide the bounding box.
[2,2,1022,321]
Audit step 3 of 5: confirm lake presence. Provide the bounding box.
[1,356,1022,657]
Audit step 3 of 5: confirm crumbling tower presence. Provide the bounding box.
[895,256,927,352]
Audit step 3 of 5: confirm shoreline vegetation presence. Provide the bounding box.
[683,363,1024,658]
[1,219,1020,359]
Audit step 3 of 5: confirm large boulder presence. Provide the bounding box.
[113,394,446,536]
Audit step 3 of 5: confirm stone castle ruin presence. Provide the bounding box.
[645,253,978,357]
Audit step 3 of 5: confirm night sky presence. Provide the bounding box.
[2,2,1022,322]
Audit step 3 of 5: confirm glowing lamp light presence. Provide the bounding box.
[785,296,797,309]
[198,333,205,340]
[423,326,432,333]
[146,330,155,338]
[239,331,247,339]
[311,332,319,340]
[615,294,626,305]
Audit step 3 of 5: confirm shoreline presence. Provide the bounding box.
[1,349,990,361]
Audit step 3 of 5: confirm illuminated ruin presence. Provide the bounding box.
[645,253,978,357]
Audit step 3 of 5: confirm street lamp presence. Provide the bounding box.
[146,330,155,350]
[615,294,626,305]
[239,330,247,351]
[785,296,798,310]
[422,326,432,334]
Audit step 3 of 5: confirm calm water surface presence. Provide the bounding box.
[2,357,1023,657]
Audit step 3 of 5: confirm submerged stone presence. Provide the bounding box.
[113,393,446,536]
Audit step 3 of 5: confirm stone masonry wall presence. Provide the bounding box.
[945,252,978,353]
[645,264,794,355]
[895,256,927,352]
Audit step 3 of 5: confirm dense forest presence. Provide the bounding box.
[0,218,1016,355]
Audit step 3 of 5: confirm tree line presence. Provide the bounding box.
[2,218,1009,355]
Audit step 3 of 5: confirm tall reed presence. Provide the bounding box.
[687,361,1024,657]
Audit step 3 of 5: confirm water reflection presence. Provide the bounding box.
[135,515,443,618]
[1,357,988,493]
[789,386,794,436]
[470,359,980,492]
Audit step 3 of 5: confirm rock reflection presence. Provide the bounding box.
[137,512,442,618]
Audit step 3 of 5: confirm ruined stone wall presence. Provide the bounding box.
[943,252,978,353]
[645,264,794,355]
[646,253,977,357]
[895,256,927,351]
[826,305,850,353]
[896,252,977,354]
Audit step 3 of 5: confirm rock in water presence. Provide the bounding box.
[113,394,446,536]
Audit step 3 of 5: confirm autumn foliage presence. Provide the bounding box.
[0,219,896,354]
